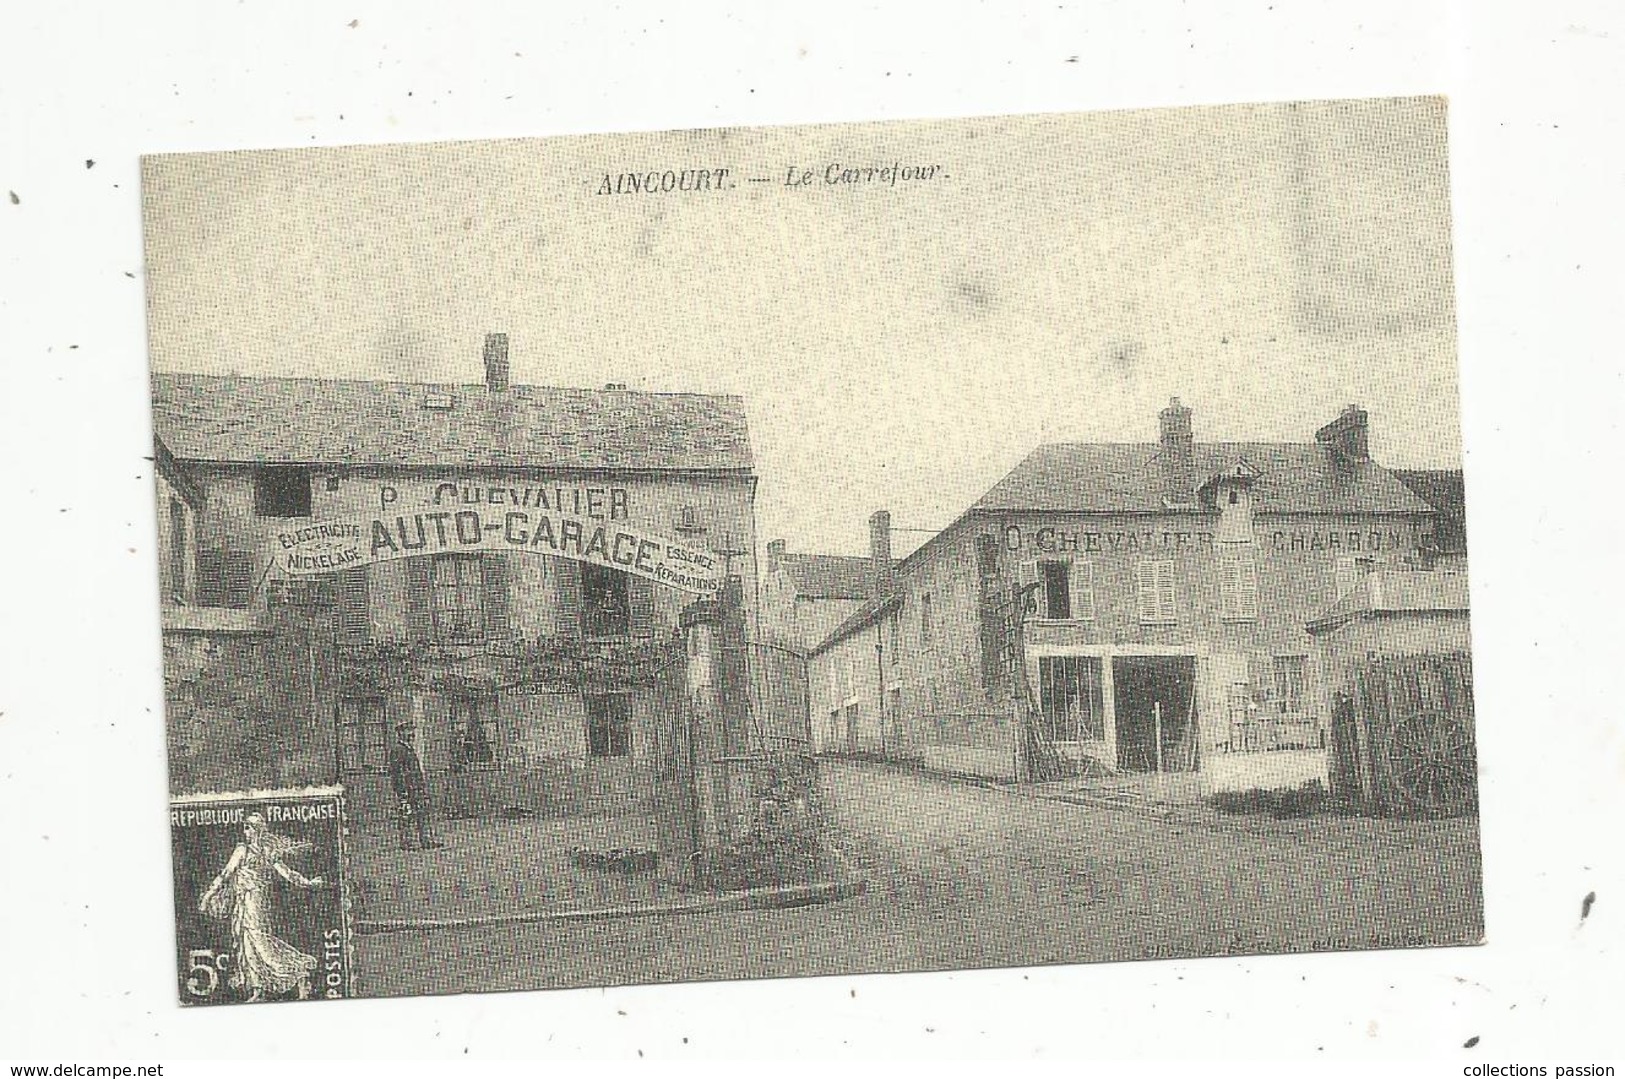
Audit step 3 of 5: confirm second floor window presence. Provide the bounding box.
[582,562,630,637]
[432,554,484,641]
[1136,560,1178,624]
[1040,560,1071,619]
[920,593,934,646]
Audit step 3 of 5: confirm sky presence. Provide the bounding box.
[141,97,1460,560]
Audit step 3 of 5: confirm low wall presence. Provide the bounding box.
[343,759,649,825]
[1201,748,1328,794]
[923,743,1018,782]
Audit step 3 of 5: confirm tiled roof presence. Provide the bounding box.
[1393,469,1468,554]
[1306,569,1470,633]
[779,553,876,600]
[974,442,1434,515]
[151,372,754,473]
[1393,469,1466,522]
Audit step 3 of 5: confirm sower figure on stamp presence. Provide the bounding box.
[388,722,442,851]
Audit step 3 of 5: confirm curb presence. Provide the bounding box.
[357,875,867,935]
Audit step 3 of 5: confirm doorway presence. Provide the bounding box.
[1112,655,1198,774]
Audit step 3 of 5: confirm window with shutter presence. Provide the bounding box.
[582,563,630,638]
[1136,560,1177,624]
[197,549,257,610]
[1039,560,1071,619]
[553,556,582,638]
[431,554,484,642]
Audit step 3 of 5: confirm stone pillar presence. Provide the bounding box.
[679,577,755,852]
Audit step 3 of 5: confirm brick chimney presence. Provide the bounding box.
[868,510,894,597]
[766,539,786,574]
[1158,397,1196,507]
[1316,404,1370,462]
[483,332,510,393]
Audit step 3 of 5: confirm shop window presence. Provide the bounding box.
[253,466,312,518]
[582,563,630,638]
[1038,656,1105,742]
[1135,560,1178,624]
[1040,560,1071,619]
[337,698,388,773]
[1218,549,1259,621]
[449,696,499,769]
[586,694,632,758]
[431,554,484,641]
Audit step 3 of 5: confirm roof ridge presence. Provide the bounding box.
[150,369,745,402]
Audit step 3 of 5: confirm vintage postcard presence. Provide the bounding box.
[141,97,1479,1002]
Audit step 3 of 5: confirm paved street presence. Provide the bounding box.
[356,759,1484,997]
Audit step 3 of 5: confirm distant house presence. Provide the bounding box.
[759,535,884,653]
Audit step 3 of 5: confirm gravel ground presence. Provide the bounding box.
[355,758,1483,997]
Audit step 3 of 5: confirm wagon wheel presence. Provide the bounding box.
[1383,711,1476,817]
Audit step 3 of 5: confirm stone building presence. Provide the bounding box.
[151,334,758,819]
[808,399,1459,793]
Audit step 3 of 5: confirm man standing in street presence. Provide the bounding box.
[387,722,442,851]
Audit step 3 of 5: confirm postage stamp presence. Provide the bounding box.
[169,787,355,1006]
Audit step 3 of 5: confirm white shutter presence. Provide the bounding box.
[1155,560,1176,622]
[1237,553,1258,620]
[1136,561,1157,622]
[1070,561,1095,622]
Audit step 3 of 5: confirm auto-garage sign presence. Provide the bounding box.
[270,508,720,597]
